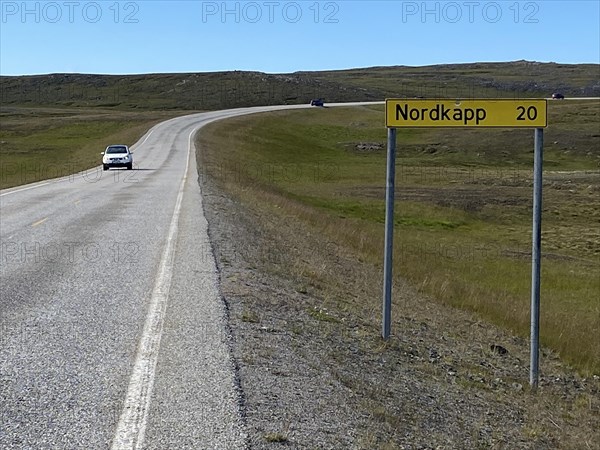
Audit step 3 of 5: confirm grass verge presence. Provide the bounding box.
[197,101,599,375]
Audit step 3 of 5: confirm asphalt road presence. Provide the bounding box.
[0,104,325,450]
[1,97,596,449]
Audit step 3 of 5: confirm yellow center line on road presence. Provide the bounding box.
[31,217,48,227]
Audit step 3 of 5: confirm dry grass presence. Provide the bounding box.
[198,134,600,447]
[196,104,599,377]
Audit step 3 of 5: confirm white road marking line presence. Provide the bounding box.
[31,217,48,227]
[131,129,155,151]
[0,182,51,197]
[111,128,194,450]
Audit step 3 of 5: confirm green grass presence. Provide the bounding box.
[197,101,600,374]
[0,107,189,189]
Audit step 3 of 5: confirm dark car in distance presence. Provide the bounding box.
[552,93,565,99]
[310,98,324,107]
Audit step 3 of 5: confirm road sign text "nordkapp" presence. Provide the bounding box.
[386,99,547,128]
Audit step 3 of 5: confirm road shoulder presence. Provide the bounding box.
[143,154,247,449]
[198,157,600,449]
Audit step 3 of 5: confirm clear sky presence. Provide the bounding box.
[1,0,599,75]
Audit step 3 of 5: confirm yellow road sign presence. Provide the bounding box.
[386,99,547,128]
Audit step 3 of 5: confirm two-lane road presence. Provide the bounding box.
[0,104,320,449]
[2,97,597,448]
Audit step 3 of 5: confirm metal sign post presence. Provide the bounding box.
[382,128,396,339]
[530,128,544,388]
[383,99,547,386]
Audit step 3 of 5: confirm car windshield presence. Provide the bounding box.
[107,147,128,154]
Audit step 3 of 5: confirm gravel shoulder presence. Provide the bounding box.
[196,166,600,449]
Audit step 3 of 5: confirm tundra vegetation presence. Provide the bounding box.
[196,100,599,448]
[197,101,599,375]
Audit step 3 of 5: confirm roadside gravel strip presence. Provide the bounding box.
[2,104,359,449]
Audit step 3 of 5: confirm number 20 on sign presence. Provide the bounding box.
[386,99,547,128]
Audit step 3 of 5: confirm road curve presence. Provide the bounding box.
[1,103,350,449]
[2,96,597,448]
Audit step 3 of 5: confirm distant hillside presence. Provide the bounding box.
[303,61,600,99]
[1,61,598,110]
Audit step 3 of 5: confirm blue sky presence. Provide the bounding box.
[1,1,599,75]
